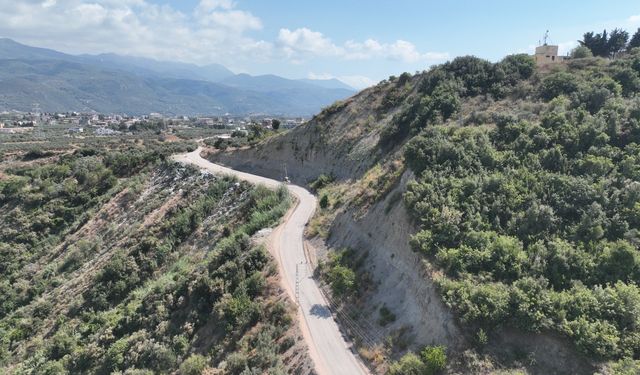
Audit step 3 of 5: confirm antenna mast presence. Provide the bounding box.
[543,30,549,45]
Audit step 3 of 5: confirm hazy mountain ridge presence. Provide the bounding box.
[0,38,356,115]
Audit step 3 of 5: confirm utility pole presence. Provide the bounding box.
[295,262,301,304]
[283,163,290,183]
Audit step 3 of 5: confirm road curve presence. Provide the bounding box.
[172,148,369,375]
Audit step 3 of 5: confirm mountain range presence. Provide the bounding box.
[0,38,356,116]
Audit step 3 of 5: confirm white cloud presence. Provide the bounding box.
[0,0,271,67]
[629,14,640,24]
[279,27,448,63]
[196,0,234,13]
[42,0,57,8]
[278,28,343,57]
[308,72,334,80]
[0,1,447,79]
[199,9,262,32]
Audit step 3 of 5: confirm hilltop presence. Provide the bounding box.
[206,50,640,374]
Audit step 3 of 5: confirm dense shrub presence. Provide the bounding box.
[403,52,640,360]
[179,354,207,375]
[388,352,427,375]
[421,345,447,374]
[539,72,582,100]
[388,345,448,375]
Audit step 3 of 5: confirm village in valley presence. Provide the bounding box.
[0,110,306,136]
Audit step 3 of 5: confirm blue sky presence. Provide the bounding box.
[1,1,639,88]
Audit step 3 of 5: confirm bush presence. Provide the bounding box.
[539,72,581,100]
[444,56,494,96]
[225,352,249,374]
[326,264,356,297]
[310,174,334,191]
[571,46,594,59]
[179,354,208,375]
[388,352,426,375]
[23,149,54,161]
[319,194,329,209]
[421,345,447,374]
[378,305,397,326]
[397,72,412,86]
[47,329,77,360]
[403,87,640,358]
[387,346,448,375]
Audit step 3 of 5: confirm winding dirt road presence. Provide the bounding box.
[173,148,368,375]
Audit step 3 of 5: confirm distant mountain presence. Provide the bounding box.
[79,53,235,82]
[298,78,355,91]
[0,59,348,115]
[0,38,72,61]
[221,74,327,92]
[0,38,356,115]
[0,38,234,81]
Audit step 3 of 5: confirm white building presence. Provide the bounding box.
[95,127,119,136]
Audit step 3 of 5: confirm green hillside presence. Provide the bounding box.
[0,141,310,374]
[369,51,640,372]
[205,47,640,373]
[402,53,640,358]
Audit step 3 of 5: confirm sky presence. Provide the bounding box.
[1,1,640,89]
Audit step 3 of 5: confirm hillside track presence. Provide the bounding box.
[173,148,369,375]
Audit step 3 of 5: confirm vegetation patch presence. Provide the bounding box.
[388,345,448,375]
[0,141,307,374]
[319,248,371,300]
[400,51,640,362]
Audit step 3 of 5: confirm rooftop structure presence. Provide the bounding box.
[533,30,566,66]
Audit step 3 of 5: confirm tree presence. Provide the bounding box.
[271,119,281,130]
[608,28,630,57]
[630,28,640,51]
[497,54,536,81]
[580,30,609,57]
[327,265,355,297]
[571,46,593,59]
[600,240,640,283]
[397,72,412,85]
[444,56,494,96]
[580,29,629,58]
